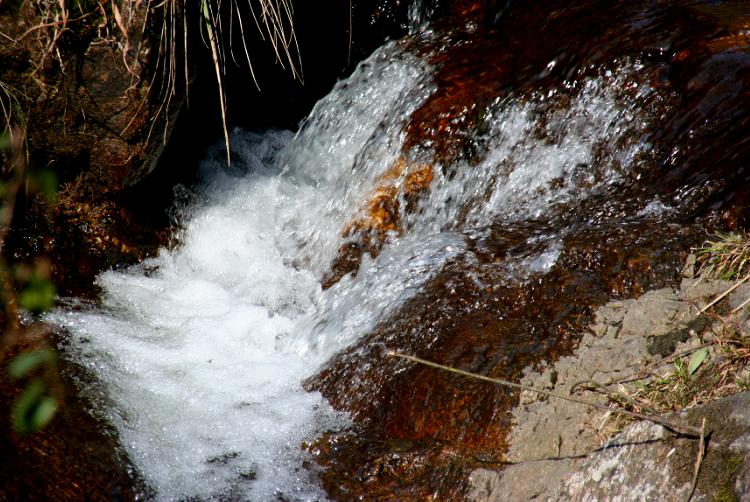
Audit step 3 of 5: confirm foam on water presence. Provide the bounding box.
[52,42,434,501]
[409,65,652,236]
[51,41,656,500]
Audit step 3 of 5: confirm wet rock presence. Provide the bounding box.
[0,336,149,501]
[308,223,699,498]
[468,277,750,501]
[323,158,434,288]
[310,0,750,496]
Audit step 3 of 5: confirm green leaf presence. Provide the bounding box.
[7,349,55,379]
[19,276,56,313]
[11,379,58,433]
[0,134,10,151]
[688,347,709,376]
[28,169,58,201]
[29,396,58,431]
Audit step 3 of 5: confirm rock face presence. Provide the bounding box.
[473,393,750,501]
[0,2,180,492]
[469,278,750,501]
[305,1,750,497]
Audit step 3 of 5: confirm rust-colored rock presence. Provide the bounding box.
[707,21,750,53]
[308,219,704,498]
[324,158,434,288]
[308,428,477,500]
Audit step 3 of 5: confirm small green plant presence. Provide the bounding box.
[602,348,729,425]
[8,349,59,433]
[16,260,57,314]
[0,129,60,434]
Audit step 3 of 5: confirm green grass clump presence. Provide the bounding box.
[695,232,750,280]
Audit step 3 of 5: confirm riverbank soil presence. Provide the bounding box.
[0,0,179,297]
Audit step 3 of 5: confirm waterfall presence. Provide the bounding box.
[407,0,438,32]
[50,34,661,502]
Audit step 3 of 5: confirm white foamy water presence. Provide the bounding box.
[51,39,656,501]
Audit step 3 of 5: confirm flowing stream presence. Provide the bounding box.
[49,1,750,499]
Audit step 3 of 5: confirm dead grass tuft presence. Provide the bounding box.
[601,235,750,432]
[195,0,301,163]
[0,80,26,149]
[1,0,300,165]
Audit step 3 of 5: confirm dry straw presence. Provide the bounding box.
[3,0,301,163]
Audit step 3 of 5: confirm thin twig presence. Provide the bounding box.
[687,418,707,502]
[700,273,750,314]
[389,351,705,437]
[731,294,750,314]
[15,12,93,41]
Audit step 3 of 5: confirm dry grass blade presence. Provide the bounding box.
[20,0,72,74]
[731,294,750,314]
[688,418,707,502]
[231,0,260,89]
[694,232,750,315]
[141,0,178,145]
[0,81,26,145]
[248,0,302,80]
[200,0,231,164]
[700,273,750,314]
[194,0,301,164]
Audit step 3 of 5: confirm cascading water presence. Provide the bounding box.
[48,0,750,499]
[52,42,433,501]
[50,39,658,499]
